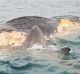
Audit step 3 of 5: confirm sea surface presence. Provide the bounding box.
[0,0,80,74]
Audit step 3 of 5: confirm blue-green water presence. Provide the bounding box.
[0,0,80,74]
[0,45,80,74]
[0,29,80,74]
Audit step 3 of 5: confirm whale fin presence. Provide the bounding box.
[57,47,71,55]
[23,25,47,48]
[61,47,71,54]
[58,47,71,54]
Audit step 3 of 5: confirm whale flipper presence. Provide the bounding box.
[56,47,71,55]
[60,47,71,54]
[23,25,47,48]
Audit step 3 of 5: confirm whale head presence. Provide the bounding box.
[23,25,47,48]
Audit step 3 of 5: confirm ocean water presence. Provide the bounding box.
[0,0,80,74]
[0,0,80,24]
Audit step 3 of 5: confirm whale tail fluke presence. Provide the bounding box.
[23,25,47,48]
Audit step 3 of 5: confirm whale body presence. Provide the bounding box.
[5,16,58,36]
[5,15,80,34]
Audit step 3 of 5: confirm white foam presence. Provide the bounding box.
[29,43,45,50]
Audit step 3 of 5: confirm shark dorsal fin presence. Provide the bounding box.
[23,25,47,48]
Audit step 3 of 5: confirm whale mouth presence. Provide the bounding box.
[0,30,27,47]
[0,25,47,49]
[57,19,80,33]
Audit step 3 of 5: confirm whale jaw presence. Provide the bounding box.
[23,25,47,48]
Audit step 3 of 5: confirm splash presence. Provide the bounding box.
[0,31,27,47]
[30,43,44,49]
